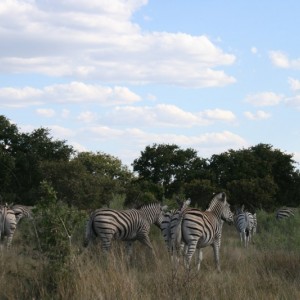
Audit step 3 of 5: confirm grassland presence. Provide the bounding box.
[0,210,299,300]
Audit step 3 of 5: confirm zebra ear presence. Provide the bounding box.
[185,198,191,206]
[221,192,226,202]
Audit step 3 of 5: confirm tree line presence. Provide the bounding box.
[1,115,299,212]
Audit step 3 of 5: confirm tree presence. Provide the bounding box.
[41,151,133,209]
[209,143,300,210]
[132,144,208,198]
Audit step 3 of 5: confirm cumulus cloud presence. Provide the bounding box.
[245,92,283,107]
[0,82,141,107]
[77,111,98,123]
[251,47,258,54]
[105,105,236,127]
[0,0,236,87]
[244,110,271,120]
[36,108,56,117]
[288,77,300,91]
[198,109,236,122]
[269,51,300,69]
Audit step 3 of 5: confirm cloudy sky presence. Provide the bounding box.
[1,0,300,169]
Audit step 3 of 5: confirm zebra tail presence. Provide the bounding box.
[83,212,96,247]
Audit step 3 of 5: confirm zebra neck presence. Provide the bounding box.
[139,204,158,225]
[207,202,223,219]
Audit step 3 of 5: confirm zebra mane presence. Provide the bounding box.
[207,192,226,211]
[136,202,161,210]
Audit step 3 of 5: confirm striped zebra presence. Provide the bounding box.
[84,202,168,256]
[0,204,17,248]
[233,207,255,248]
[275,207,296,220]
[173,192,233,272]
[252,212,257,237]
[160,198,191,256]
[10,204,33,224]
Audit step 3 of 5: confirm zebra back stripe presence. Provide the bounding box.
[84,202,166,253]
[173,192,233,272]
[11,205,33,224]
[276,207,296,220]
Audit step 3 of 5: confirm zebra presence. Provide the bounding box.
[172,192,233,272]
[0,204,17,248]
[233,207,256,248]
[275,207,296,220]
[84,202,168,257]
[251,212,257,238]
[10,204,33,224]
[160,198,191,257]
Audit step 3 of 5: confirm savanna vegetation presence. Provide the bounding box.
[1,114,300,299]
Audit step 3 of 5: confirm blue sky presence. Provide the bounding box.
[1,0,300,169]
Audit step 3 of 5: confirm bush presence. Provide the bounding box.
[255,209,300,251]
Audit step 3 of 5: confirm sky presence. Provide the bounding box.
[1,0,300,169]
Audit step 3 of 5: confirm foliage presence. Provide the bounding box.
[124,178,164,207]
[255,209,300,251]
[1,115,300,211]
[132,143,208,198]
[33,181,86,284]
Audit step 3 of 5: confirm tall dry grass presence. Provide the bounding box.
[0,211,299,299]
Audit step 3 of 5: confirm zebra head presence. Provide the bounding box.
[208,192,233,224]
[153,204,169,227]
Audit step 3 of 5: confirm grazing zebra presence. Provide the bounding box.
[173,192,233,272]
[10,204,33,224]
[234,207,256,248]
[84,202,168,256]
[275,207,296,220]
[0,204,17,248]
[160,199,191,256]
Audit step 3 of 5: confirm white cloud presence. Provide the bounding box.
[251,47,257,54]
[0,86,43,107]
[47,125,76,139]
[269,51,300,69]
[244,110,271,120]
[288,77,300,91]
[105,105,236,127]
[0,0,236,87]
[77,111,98,123]
[36,108,56,118]
[61,109,70,118]
[285,95,300,110]
[245,92,283,107]
[0,82,141,107]
[199,109,236,122]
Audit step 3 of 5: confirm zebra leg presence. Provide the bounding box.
[196,248,203,271]
[125,241,133,257]
[100,234,113,252]
[212,243,221,272]
[185,241,197,269]
[139,235,156,259]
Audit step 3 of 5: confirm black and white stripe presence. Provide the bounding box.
[173,192,233,272]
[0,204,17,248]
[275,207,296,220]
[160,199,190,257]
[10,204,33,224]
[234,208,256,247]
[84,202,167,256]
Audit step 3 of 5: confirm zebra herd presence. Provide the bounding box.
[0,197,297,272]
